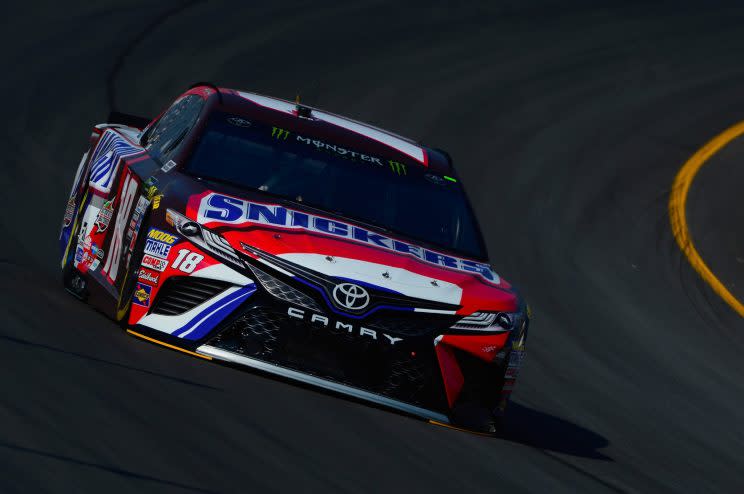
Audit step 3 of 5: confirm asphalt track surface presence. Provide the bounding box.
[2,2,744,492]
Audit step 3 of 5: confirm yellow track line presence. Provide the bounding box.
[669,121,744,317]
[126,330,212,360]
[428,420,494,437]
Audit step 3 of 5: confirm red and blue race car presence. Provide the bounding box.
[59,83,528,433]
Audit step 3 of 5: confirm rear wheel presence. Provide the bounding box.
[61,203,89,301]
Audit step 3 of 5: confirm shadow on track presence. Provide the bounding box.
[504,403,611,460]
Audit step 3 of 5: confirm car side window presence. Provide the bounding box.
[143,94,204,163]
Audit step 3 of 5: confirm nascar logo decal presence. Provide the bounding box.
[195,193,499,283]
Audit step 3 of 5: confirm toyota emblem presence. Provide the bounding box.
[332,283,370,311]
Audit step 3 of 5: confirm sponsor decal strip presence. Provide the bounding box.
[196,193,498,283]
[268,125,408,175]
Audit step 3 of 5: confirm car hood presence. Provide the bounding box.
[185,190,519,314]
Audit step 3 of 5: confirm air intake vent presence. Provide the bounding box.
[151,276,233,316]
[249,264,321,311]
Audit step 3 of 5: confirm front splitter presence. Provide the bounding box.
[197,344,451,424]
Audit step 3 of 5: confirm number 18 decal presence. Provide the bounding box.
[172,249,204,273]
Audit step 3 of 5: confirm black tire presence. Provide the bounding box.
[61,201,89,301]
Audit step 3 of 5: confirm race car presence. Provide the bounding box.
[59,83,528,433]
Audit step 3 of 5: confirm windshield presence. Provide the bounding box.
[185,112,487,259]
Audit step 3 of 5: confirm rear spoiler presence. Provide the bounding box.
[106,111,152,130]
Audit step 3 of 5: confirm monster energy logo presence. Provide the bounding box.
[271,127,290,140]
[389,160,406,175]
[269,126,409,176]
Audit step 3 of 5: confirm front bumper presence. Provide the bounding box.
[133,260,525,429]
[196,344,451,423]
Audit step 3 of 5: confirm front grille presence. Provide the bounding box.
[150,276,233,315]
[250,264,321,311]
[365,314,453,337]
[208,305,447,411]
[214,307,283,356]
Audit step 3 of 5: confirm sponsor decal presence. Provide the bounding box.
[144,177,159,201]
[95,198,115,232]
[161,160,177,173]
[270,126,387,167]
[152,195,162,210]
[91,243,104,259]
[132,282,152,307]
[389,160,406,175]
[147,228,178,245]
[63,194,76,227]
[228,117,252,128]
[271,126,290,140]
[76,226,87,248]
[74,246,84,263]
[135,195,149,214]
[89,258,100,271]
[287,307,403,345]
[295,134,384,165]
[144,239,171,259]
[141,254,168,272]
[126,195,150,252]
[138,268,159,284]
[197,193,498,282]
[102,173,139,282]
